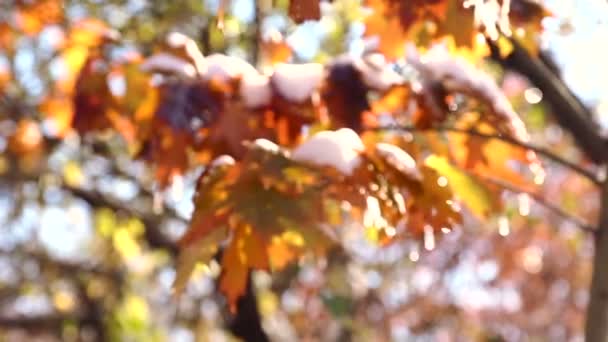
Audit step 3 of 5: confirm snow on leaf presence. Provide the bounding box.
[165,31,206,74]
[353,53,403,91]
[292,128,364,175]
[376,143,420,179]
[272,63,324,103]
[240,73,272,108]
[140,53,197,78]
[252,139,281,154]
[407,43,529,142]
[202,53,259,81]
[463,0,511,40]
[210,155,236,168]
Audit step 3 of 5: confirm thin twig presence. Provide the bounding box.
[481,175,596,233]
[370,125,601,185]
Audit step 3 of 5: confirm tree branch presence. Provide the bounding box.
[370,125,601,185]
[64,184,179,256]
[586,180,608,341]
[487,36,607,164]
[479,175,595,233]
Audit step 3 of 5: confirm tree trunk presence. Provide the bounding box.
[586,180,608,342]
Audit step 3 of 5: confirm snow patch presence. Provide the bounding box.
[140,53,197,78]
[272,63,324,103]
[166,32,206,74]
[240,73,272,108]
[210,155,236,168]
[202,53,258,81]
[375,143,420,178]
[292,128,364,175]
[406,44,529,142]
[354,53,402,91]
[253,139,281,153]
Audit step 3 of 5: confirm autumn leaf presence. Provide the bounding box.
[0,23,14,52]
[39,96,73,138]
[8,119,44,155]
[219,224,269,310]
[448,116,537,191]
[261,31,293,66]
[438,0,475,48]
[363,0,410,59]
[173,226,228,295]
[71,56,113,133]
[425,154,499,218]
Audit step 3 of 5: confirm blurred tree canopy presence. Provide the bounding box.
[1,0,607,341]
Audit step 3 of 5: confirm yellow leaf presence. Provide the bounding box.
[425,154,497,219]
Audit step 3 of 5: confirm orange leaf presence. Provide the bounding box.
[8,119,43,155]
[39,96,74,138]
[261,33,293,65]
[179,208,231,247]
[219,224,269,311]
[267,237,297,271]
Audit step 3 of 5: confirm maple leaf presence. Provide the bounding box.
[173,226,227,295]
[134,79,226,185]
[425,154,500,218]
[176,145,339,307]
[448,114,539,192]
[364,0,459,59]
[220,224,269,312]
[363,0,411,59]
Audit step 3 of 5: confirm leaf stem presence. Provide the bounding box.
[479,175,595,233]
